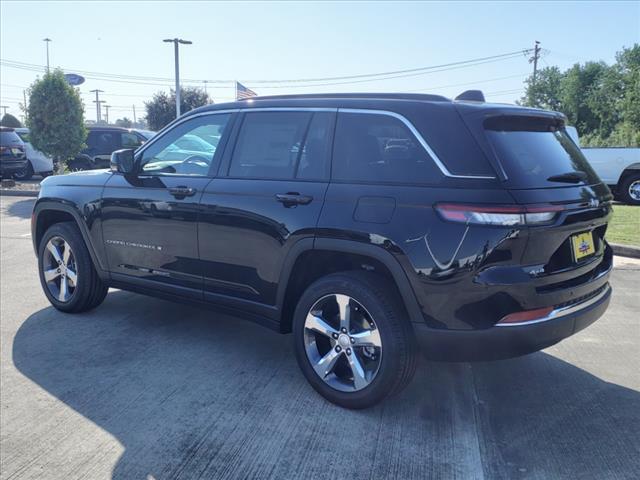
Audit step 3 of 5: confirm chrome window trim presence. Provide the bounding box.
[496,283,611,327]
[338,108,497,180]
[135,107,337,158]
[138,106,496,180]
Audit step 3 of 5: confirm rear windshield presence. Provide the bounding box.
[0,131,22,145]
[485,116,600,188]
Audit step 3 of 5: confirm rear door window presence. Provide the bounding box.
[332,112,440,184]
[485,116,600,188]
[229,111,332,180]
[88,131,118,154]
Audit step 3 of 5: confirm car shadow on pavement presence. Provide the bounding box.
[11,290,640,480]
[4,197,35,219]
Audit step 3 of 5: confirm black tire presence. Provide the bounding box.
[293,271,417,409]
[13,161,33,181]
[619,173,640,205]
[38,222,108,313]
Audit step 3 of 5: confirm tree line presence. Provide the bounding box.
[520,44,639,147]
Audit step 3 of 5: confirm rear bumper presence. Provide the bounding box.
[1,159,28,175]
[416,283,612,361]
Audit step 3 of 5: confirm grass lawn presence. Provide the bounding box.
[607,204,640,246]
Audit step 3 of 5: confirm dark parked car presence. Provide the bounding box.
[31,92,613,408]
[68,126,155,171]
[0,126,28,179]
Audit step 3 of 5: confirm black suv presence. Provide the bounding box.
[0,126,28,178]
[32,92,613,408]
[68,126,154,171]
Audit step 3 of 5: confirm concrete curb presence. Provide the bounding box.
[0,189,39,197]
[611,243,640,259]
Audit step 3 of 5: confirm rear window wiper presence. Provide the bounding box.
[547,171,588,183]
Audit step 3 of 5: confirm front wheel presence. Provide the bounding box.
[619,173,640,205]
[38,222,108,313]
[293,271,417,409]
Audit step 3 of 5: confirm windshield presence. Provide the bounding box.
[485,116,600,188]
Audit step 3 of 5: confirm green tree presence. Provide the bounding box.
[520,66,564,110]
[520,44,639,147]
[115,117,133,128]
[27,69,87,164]
[0,113,22,128]
[144,87,211,131]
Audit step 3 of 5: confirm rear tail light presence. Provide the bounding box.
[435,203,564,226]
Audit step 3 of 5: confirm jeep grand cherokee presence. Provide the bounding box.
[31,92,613,408]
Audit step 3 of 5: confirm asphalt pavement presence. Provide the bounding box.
[1,195,639,480]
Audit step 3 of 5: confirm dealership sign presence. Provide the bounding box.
[64,73,85,86]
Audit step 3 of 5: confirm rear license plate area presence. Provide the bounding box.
[571,231,596,262]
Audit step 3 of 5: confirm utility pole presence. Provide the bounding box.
[43,38,52,72]
[0,106,8,116]
[163,38,192,118]
[90,89,104,123]
[203,80,208,95]
[530,40,541,86]
[104,105,111,124]
[23,90,27,112]
[132,104,137,124]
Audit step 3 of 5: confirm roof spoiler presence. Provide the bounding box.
[455,90,485,102]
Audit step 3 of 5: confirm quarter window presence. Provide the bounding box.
[332,112,439,184]
[229,111,332,180]
[139,114,231,176]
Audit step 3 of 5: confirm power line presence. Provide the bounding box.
[0,49,532,88]
[405,73,529,93]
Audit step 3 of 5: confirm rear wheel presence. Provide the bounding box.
[38,222,108,313]
[619,173,640,205]
[13,161,33,180]
[293,271,417,409]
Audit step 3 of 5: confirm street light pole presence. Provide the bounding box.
[43,38,52,72]
[163,38,192,119]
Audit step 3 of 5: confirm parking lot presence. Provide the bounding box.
[1,195,639,480]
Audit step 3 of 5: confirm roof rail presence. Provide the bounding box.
[239,92,450,102]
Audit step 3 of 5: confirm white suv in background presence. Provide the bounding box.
[13,128,55,180]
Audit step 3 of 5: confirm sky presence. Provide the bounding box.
[1,1,639,124]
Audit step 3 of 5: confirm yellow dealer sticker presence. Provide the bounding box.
[571,231,595,262]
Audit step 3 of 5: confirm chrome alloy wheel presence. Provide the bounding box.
[303,294,382,392]
[629,180,640,201]
[43,236,77,302]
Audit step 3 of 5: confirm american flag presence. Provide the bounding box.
[236,81,257,100]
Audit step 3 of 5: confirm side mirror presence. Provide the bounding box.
[110,149,136,174]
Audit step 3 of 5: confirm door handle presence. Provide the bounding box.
[275,192,313,207]
[169,186,197,198]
